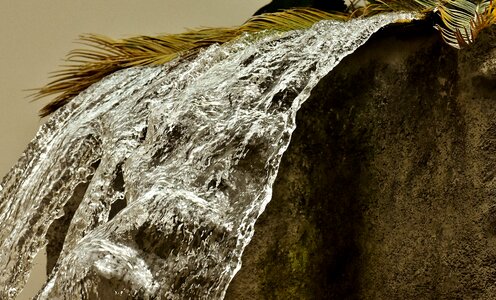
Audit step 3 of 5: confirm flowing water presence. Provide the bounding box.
[0,12,414,299]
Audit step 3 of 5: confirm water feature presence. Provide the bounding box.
[0,12,414,299]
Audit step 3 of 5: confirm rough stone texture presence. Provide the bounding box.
[226,24,496,299]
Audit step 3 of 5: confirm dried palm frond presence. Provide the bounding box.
[436,0,496,48]
[36,8,349,117]
[357,0,437,15]
[35,1,496,117]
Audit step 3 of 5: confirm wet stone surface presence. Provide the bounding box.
[226,26,496,299]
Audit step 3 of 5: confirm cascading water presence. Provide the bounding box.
[0,12,414,299]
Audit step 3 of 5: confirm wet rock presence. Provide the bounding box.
[226,25,496,299]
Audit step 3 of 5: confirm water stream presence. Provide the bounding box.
[0,12,414,299]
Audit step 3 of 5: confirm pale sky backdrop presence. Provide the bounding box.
[0,1,267,298]
[0,0,268,179]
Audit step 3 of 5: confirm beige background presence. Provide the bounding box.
[0,1,267,298]
[0,0,268,179]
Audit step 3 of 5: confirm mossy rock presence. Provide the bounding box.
[226,24,496,299]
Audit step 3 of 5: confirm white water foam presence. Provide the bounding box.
[0,12,414,299]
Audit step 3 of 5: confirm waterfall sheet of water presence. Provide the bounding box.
[0,12,414,299]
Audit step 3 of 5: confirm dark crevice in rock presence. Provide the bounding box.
[139,126,148,143]
[45,159,101,275]
[108,162,127,221]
